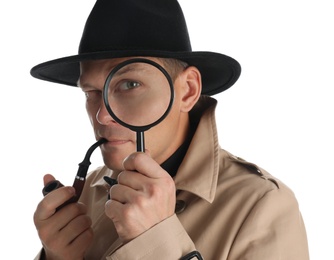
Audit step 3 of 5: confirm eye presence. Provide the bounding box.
[118,81,141,91]
[84,90,102,101]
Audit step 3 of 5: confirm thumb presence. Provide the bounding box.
[43,173,56,186]
[42,174,66,197]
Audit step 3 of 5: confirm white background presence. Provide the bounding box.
[0,0,333,258]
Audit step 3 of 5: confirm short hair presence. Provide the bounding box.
[159,58,189,82]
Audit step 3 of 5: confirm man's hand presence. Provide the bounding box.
[105,152,176,243]
[33,174,93,260]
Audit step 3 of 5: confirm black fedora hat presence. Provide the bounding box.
[30,0,241,96]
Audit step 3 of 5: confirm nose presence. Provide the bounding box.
[96,102,116,125]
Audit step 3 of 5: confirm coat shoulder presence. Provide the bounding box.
[219,149,286,192]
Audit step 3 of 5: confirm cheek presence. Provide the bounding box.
[144,126,168,161]
[144,109,180,159]
[85,101,98,126]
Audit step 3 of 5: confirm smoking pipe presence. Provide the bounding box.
[42,138,107,210]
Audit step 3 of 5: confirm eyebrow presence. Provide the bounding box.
[77,62,153,89]
[77,81,97,91]
[115,63,151,77]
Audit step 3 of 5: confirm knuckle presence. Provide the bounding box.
[38,199,54,215]
[77,202,88,213]
[132,152,146,165]
[160,175,176,192]
[43,233,61,251]
[105,200,116,218]
[117,171,126,184]
[37,226,52,242]
[108,184,119,198]
[67,202,87,216]
[80,215,92,228]
[122,204,136,220]
[81,228,94,245]
[133,194,147,207]
[145,182,159,196]
[165,178,176,192]
[33,210,41,225]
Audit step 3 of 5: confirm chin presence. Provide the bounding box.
[101,150,128,171]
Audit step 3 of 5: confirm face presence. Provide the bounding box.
[78,57,200,171]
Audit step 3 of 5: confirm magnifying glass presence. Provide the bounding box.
[103,58,174,152]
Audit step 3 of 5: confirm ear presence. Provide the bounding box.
[178,66,202,112]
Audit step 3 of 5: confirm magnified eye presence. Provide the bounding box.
[119,81,141,91]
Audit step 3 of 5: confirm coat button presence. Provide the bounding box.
[175,200,186,214]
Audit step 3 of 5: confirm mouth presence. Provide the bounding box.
[97,128,135,148]
[101,138,132,147]
[108,139,130,145]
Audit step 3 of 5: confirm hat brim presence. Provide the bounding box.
[30,50,241,96]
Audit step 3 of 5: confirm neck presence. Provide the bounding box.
[154,113,190,165]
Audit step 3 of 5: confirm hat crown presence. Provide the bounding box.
[31,0,241,95]
[79,0,192,54]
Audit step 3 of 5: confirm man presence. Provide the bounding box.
[31,0,309,259]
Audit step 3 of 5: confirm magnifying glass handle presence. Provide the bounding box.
[136,131,145,152]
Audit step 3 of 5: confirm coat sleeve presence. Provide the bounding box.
[106,214,197,260]
[227,183,309,260]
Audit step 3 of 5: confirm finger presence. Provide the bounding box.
[122,152,164,179]
[55,202,88,230]
[105,199,122,219]
[35,203,88,244]
[117,170,148,190]
[104,199,132,226]
[109,184,138,204]
[60,213,92,243]
[68,227,94,256]
[36,186,76,220]
[39,204,92,259]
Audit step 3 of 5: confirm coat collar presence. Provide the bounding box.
[174,96,219,203]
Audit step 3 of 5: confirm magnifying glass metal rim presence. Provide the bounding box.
[103,58,175,132]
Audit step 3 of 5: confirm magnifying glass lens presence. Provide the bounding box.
[106,61,172,127]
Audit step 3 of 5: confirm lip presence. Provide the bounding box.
[102,138,131,146]
[108,139,130,145]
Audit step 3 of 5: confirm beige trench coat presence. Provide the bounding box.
[35,96,309,259]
